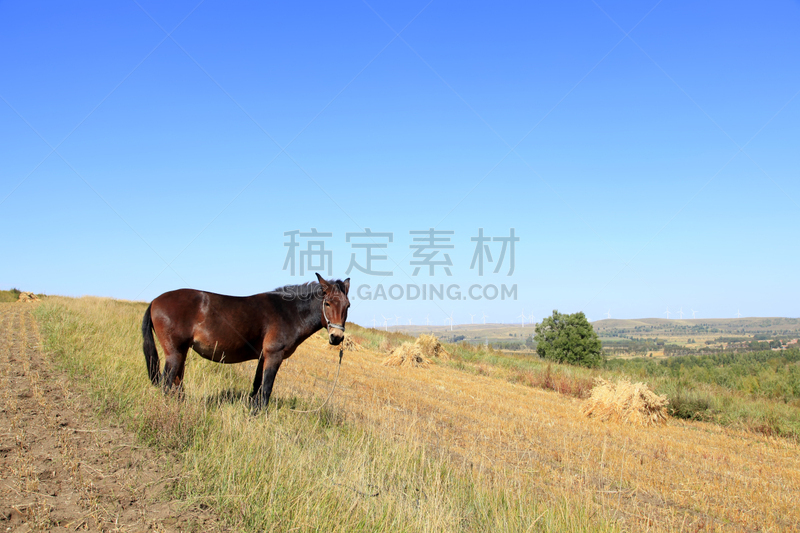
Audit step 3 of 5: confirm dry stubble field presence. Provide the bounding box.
[4,297,800,532]
[280,332,800,531]
[0,303,228,532]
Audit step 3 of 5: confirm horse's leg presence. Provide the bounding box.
[162,343,189,396]
[252,352,283,414]
[173,357,187,399]
[250,353,265,399]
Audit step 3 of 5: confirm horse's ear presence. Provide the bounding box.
[343,278,350,295]
[315,273,331,291]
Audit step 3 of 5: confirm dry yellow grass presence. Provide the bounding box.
[32,297,800,532]
[36,297,613,532]
[279,330,800,531]
[582,378,669,427]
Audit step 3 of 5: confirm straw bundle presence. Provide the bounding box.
[416,334,449,360]
[382,342,432,368]
[582,378,669,426]
[17,292,40,303]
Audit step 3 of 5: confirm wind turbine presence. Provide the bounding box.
[528,312,536,325]
[381,314,389,331]
[736,309,742,318]
[691,309,697,319]
[664,307,671,319]
[395,315,401,328]
[517,309,525,327]
[449,312,454,331]
[408,318,412,325]
[482,312,488,324]
[678,307,684,319]
[606,309,611,319]
[469,313,475,324]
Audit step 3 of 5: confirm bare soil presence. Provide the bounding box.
[0,304,228,532]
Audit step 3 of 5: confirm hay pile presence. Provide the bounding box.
[416,334,449,360]
[382,335,449,368]
[582,378,669,427]
[382,343,432,368]
[17,292,40,303]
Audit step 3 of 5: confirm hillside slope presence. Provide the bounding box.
[30,297,800,532]
[281,330,800,531]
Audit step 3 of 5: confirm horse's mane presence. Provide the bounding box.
[272,280,348,297]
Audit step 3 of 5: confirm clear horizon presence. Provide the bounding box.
[2,1,798,324]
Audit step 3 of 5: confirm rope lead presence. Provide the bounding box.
[288,346,343,414]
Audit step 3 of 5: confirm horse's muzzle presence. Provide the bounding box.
[327,322,344,345]
[329,332,344,345]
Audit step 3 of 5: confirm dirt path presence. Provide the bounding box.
[0,304,227,532]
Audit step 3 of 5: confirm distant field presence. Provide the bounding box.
[389,318,800,357]
[391,317,800,338]
[592,316,800,334]
[387,323,536,348]
[591,317,800,357]
[592,317,800,341]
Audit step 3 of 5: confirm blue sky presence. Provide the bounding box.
[2,0,798,326]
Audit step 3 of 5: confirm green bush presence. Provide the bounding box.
[534,310,603,368]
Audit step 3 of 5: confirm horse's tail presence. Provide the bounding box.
[142,303,160,385]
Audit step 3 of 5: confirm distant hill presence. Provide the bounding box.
[382,317,800,348]
[380,323,534,346]
[388,317,800,334]
[591,317,800,337]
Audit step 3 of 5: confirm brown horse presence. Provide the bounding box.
[141,273,350,411]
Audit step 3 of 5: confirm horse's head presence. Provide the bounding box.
[316,273,350,345]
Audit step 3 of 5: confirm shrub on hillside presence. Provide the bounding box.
[534,310,603,368]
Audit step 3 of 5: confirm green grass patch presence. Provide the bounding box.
[0,288,21,302]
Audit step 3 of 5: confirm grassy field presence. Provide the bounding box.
[32,297,615,532]
[30,297,800,531]
[394,320,800,440]
[424,340,800,441]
